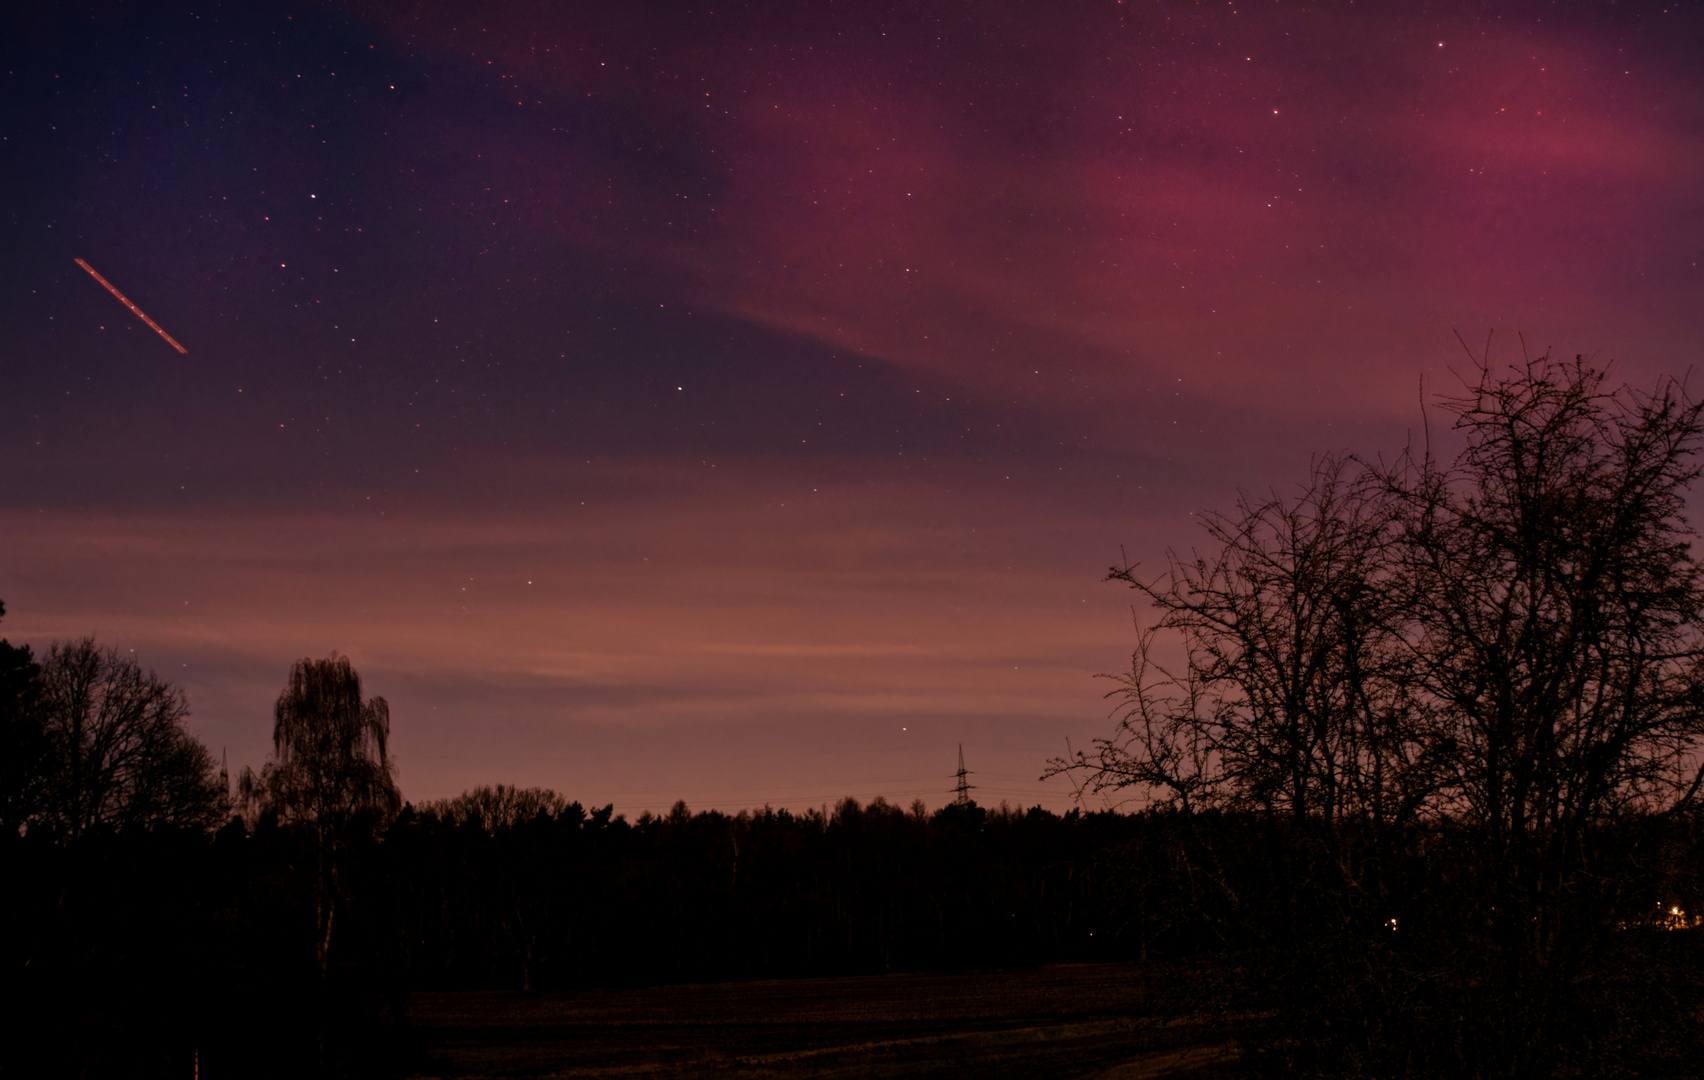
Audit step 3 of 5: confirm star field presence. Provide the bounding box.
[3,1,1702,811]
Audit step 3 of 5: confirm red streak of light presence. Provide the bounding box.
[73,257,188,354]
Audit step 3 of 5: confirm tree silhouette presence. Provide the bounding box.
[425,783,567,832]
[1064,453,1435,836]
[0,601,47,835]
[30,637,225,839]
[1373,354,1704,1075]
[1055,352,1704,1077]
[241,653,399,979]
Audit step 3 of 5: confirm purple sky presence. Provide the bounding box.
[4,1,1702,813]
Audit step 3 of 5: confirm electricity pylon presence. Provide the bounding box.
[953,743,975,806]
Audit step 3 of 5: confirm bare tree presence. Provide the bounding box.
[241,653,399,980]
[1386,354,1704,830]
[1055,455,1444,847]
[1373,355,1704,1072]
[0,601,47,835]
[424,784,567,832]
[243,654,399,831]
[32,638,225,839]
[1056,352,1704,1077]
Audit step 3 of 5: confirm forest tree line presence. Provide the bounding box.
[0,620,1173,1078]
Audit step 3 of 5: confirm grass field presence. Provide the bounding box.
[406,963,1240,1079]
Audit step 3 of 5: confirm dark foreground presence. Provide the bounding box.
[406,963,1238,1079]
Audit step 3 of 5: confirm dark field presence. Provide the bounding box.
[406,963,1239,1079]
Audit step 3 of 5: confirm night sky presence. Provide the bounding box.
[4,1,1702,813]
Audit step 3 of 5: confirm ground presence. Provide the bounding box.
[405,962,1239,1079]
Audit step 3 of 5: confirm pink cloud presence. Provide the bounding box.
[345,3,1704,433]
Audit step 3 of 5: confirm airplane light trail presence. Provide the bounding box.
[73,257,188,354]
